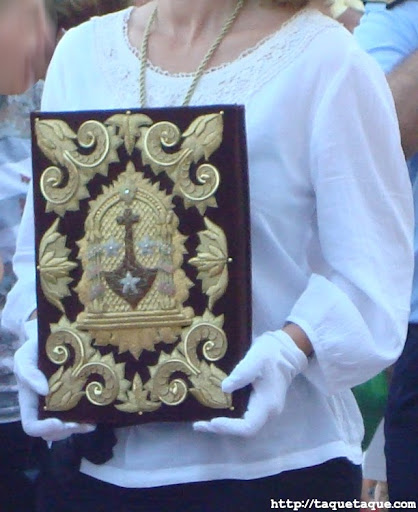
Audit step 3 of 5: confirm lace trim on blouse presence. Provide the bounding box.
[96,7,339,108]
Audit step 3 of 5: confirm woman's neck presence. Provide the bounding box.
[129,0,300,74]
[154,0,247,43]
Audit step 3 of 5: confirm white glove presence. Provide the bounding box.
[14,318,96,442]
[194,330,308,437]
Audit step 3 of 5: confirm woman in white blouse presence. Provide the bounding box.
[8,0,414,510]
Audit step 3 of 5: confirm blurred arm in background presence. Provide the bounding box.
[0,0,55,94]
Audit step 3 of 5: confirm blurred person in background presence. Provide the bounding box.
[0,0,133,96]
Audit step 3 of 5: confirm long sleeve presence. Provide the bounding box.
[287,50,414,394]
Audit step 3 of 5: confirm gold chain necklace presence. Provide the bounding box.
[139,0,245,108]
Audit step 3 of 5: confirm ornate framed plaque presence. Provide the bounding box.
[31,106,251,425]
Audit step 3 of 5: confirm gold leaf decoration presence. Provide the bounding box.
[189,361,232,409]
[181,112,224,163]
[46,366,88,411]
[189,217,230,310]
[37,219,77,312]
[115,373,161,414]
[35,119,78,167]
[106,113,153,155]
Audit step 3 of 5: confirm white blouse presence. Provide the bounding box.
[5,7,414,488]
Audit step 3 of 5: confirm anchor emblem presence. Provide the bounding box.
[104,208,158,309]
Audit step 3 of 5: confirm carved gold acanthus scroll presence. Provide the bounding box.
[141,112,224,215]
[37,218,77,312]
[44,317,130,412]
[35,118,122,216]
[147,311,232,410]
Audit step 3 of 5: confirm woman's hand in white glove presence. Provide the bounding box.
[14,318,96,442]
[193,330,309,437]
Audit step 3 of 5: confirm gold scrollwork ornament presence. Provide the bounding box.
[35,118,121,216]
[115,373,161,414]
[44,317,130,411]
[146,310,232,410]
[105,112,153,155]
[142,113,224,215]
